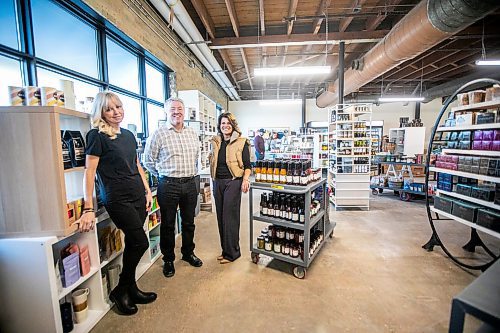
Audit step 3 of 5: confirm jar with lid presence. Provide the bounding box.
[291,245,299,258]
[264,237,272,251]
[260,227,268,237]
[283,242,290,255]
[257,236,265,249]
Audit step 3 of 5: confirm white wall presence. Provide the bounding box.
[229,98,446,144]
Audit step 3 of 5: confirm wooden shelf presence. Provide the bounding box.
[436,190,500,210]
[451,100,500,112]
[64,166,85,173]
[442,149,500,157]
[429,167,500,183]
[437,123,500,132]
[430,206,500,239]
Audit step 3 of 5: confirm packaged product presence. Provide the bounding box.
[25,86,41,106]
[41,87,58,106]
[8,86,26,106]
[63,130,86,167]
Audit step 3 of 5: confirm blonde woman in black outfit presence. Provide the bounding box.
[77,91,156,315]
[209,112,251,264]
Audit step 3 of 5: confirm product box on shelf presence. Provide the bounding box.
[476,209,500,232]
[451,200,480,222]
[470,187,496,202]
[434,196,454,213]
[476,112,496,124]
[24,86,41,106]
[8,86,25,106]
[456,184,472,196]
[40,87,58,106]
[468,90,486,104]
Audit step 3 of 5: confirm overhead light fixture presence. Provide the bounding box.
[259,99,302,106]
[475,60,500,66]
[378,97,425,102]
[254,66,331,76]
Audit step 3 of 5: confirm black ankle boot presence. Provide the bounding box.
[109,286,138,315]
[129,283,157,304]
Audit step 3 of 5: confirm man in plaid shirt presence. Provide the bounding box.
[143,97,203,278]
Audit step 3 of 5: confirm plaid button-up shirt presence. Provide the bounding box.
[143,123,200,178]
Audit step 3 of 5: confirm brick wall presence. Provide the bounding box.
[82,0,228,110]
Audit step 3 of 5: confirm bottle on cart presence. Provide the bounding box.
[286,161,294,185]
[300,161,308,185]
[260,161,267,183]
[298,199,305,224]
[293,161,300,185]
[267,161,274,183]
[280,160,287,184]
[260,193,268,216]
[273,161,281,183]
[267,193,274,216]
[279,195,286,219]
[273,194,280,218]
[255,161,261,182]
[291,198,299,222]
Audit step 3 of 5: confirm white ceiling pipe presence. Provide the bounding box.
[149,0,239,100]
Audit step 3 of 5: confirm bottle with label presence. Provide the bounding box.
[300,161,308,185]
[291,198,299,222]
[285,196,291,221]
[260,161,267,183]
[260,193,268,216]
[255,161,261,182]
[293,161,301,185]
[279,195,286,219]
[267,161,274,183]
[286,161,294,185]
[273,194,280,218]
[298,199,305,224]
[280,160,287,184]
[267,193,274,216]
[273,161,281,183]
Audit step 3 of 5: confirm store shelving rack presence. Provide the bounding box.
[248,179,334,279]
[422,78,500,271]
[328,103,372,210]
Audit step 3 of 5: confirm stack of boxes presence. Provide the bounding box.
[435,154,500,176]
[472,130,500,151]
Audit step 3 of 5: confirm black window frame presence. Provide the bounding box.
[0,0,170,136]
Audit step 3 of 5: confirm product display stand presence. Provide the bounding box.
[0,106,163,333]
[328,103,372,210]
[249,179,334,279]
[423,78,500,271]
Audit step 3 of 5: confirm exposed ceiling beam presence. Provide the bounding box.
[339,0,368,32]
[287,0,299,35]
[259,0,265,36]
[189,0,239,89]
[365,0,403,30]
[190,0,216,39]
[224,0,253,89]
[312,0,331,35]
[209,30,388,49]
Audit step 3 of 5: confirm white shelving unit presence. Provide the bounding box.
[312,132,329,169]
[0,106,162,333]
[178,90,218,174]
[388,127,426,157]
[328,104,372,210]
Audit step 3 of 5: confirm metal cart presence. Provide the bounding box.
[249,178,335,279]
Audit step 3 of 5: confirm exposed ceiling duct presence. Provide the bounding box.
[316,0,500,108]
[149,0,240,100]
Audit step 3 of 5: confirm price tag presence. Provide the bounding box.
[271,185,284,190]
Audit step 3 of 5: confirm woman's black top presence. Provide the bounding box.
[85,128,144,204]
[216,140,251,179]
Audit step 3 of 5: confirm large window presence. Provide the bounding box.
[31,0,99,78]
[113,92,142,133]
[147,103,165,134]
[107,37,140,94]
[146,63,165,102]
[0,0,169,136]
[0,0,19,50]
[0,56,23,105]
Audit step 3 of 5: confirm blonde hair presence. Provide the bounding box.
[217,112,241,135]
[90,91,122,139]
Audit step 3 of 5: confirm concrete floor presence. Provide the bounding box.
[90,192,491,333]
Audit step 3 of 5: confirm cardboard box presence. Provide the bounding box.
[201,191,211,203]
[66,202,76,226]
[41,87,58,106]
[25,86,41,106]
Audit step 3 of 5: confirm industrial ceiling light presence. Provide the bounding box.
[476,60,500,66]
[378,97,425,102]
[259,99,302,106]
[475,20,500,66]
[254,66,331,76]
